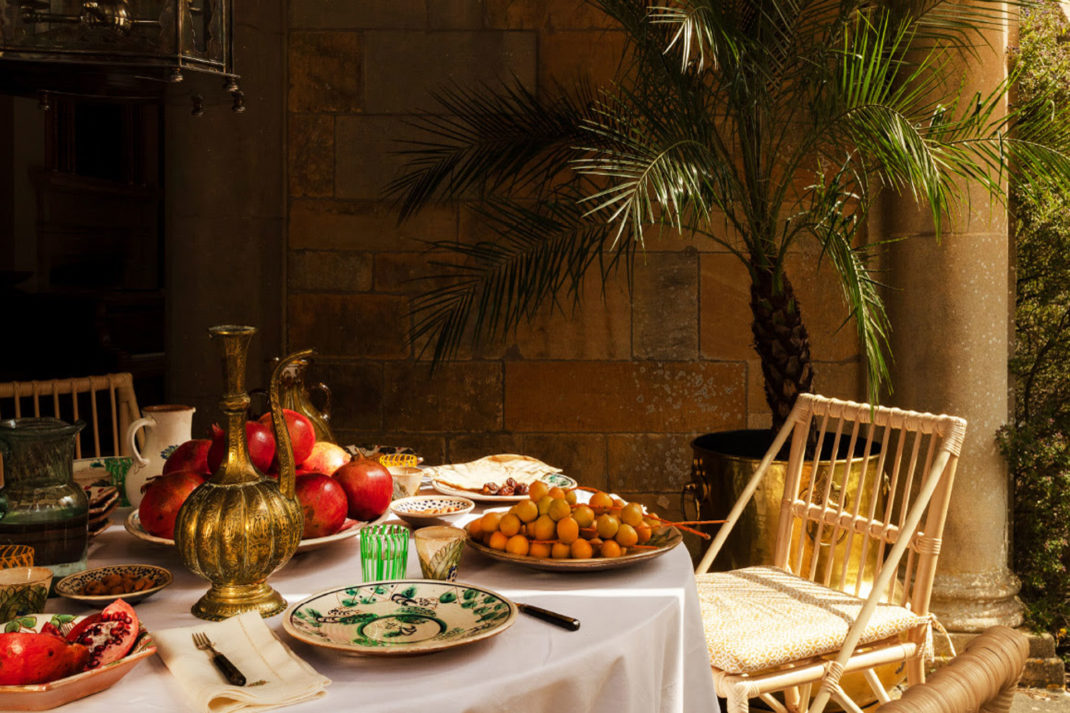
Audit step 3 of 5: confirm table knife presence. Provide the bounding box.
[516,602,580,631]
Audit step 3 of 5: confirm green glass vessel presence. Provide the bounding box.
[0,418,89,581]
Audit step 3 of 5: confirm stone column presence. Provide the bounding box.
[878,2,1022,631]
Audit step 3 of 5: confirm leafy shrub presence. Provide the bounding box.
[1001,0,1070,651]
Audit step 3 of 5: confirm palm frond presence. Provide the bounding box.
[408,195,629,364]
[386,80,597,220]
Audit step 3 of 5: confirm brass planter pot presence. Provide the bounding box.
[174,325,311,621]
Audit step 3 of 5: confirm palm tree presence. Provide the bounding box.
[388,0,1070,432]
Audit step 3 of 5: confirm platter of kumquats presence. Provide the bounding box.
[464,482,684,572]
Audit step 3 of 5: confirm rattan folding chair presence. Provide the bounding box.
[880,626,1028,713]
[695,393,967,713]
[0,373,141,458]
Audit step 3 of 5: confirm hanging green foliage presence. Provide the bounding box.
[1000,0,1070,654]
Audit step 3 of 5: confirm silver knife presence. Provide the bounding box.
[516,602,580,631]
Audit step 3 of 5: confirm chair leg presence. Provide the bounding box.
[906,652,926,687]
[725,686,751,713]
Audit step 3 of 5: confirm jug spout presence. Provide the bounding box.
[268,348,315,500]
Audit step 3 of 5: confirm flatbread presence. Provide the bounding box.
[424,454,562,492]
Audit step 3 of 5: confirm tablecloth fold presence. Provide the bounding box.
[153,611,330,713]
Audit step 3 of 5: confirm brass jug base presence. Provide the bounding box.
[191,582,288,621]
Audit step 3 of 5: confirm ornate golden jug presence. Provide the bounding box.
[277,357,335,443]
[174,324,312,620]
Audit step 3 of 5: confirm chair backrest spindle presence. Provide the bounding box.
[727,394,968,620]
[0,374,141,459]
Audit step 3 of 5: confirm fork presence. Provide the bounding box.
[192,632,247,686]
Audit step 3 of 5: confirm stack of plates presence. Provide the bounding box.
[85,485,119,538]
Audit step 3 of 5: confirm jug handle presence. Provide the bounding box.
[126,417,154,467]
[310,382,332,421]
[269,348,315,500]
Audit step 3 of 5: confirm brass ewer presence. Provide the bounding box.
[174,325,312,620]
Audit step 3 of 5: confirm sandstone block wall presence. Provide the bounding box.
[285,0,864,536]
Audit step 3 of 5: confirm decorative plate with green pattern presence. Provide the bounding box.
[282,580,517,656]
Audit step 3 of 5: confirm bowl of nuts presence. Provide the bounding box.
[390,495,475,527]
[55,564,172,605]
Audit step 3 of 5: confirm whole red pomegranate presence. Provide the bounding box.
[162,439,212,476]
[66,600,139,669]
[298,441,351,477]
[295,473,349,538]
[138,470,205,539]
[333,456,392,521]
[0,633,88,685]
[207,421,276,474]
[258,409,315,466]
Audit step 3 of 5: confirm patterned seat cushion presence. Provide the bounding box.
[696,565,929,675]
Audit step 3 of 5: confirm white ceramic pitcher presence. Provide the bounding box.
[125,404,195,508]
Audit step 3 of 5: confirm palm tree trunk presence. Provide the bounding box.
[750,266,813,431]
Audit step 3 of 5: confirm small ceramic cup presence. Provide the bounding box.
[0,567,53,622]
[388,466,423,500]
[413,526,467,581]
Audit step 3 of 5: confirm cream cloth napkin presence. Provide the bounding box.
[153,611,330,713]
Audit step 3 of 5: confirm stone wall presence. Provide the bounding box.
[284,1,864,535]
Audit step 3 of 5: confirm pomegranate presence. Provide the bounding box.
[162,438,212,476]
[139,470,205,539]
[333,456,393,521]
[207,421,276,474]
[67,600,139,669]
[258,409,315,466]
[0,633,89,684]
[295,473,349,538]
[299,441,351,476]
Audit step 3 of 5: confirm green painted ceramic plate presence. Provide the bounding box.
[282,580,517,656]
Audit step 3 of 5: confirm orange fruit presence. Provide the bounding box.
[505,534,530,556]
[529,542,552,559]
[499,513,522,537]
[488,531,508,550]
[547,486,566,500]
[615,523,639,547]
[570,538,594,559]
[595,513,620,539]
[528,481,550,501]
[556,516,579,544]
[600,540,623,558]
[531,514,556,541]
[588,491,614,514]
[513,499,538,523]
[620,502,644,527]
[551,542,571,559]
[481,512,502,534]
[547,498,571,522]
[572,504,595,528]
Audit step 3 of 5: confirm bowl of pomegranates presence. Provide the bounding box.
[55,564,172,605]
[0,599,155,710]
[128,446,397,552]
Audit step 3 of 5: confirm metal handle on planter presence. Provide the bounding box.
[680,480,706,525]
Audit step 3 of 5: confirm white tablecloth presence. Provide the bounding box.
[50,507,719,713]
